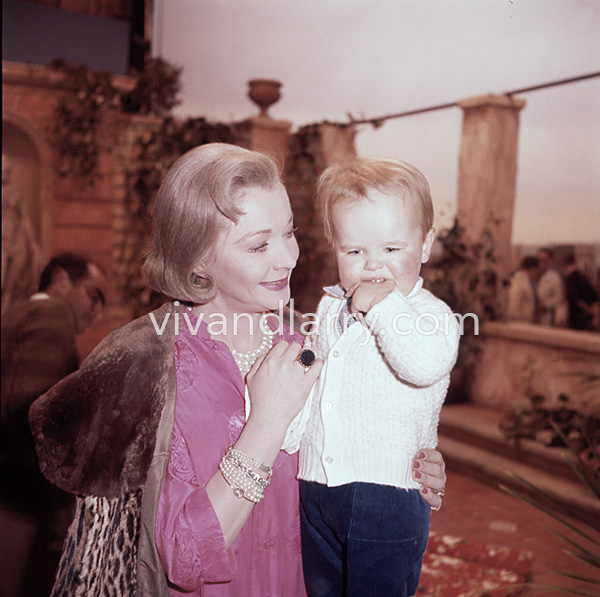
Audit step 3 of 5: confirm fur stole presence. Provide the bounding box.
[29,303,178,497]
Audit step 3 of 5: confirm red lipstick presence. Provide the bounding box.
[260,277,289,291]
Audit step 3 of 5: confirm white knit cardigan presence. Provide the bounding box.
[285,279,460,490]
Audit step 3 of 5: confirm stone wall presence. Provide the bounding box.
[470,322,600,415]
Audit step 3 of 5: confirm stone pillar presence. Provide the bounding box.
[245,116,292,169]
[320,123,356,167]
[237,79,292,169]
[456,93,526,283]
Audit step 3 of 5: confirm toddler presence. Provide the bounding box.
[286,157,460,596]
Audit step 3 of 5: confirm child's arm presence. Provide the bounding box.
[363,289,460,387]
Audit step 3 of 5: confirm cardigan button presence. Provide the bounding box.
[325,456,333,464]
[332,350,340,358]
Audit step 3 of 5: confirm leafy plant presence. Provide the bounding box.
[501,422,600,595]
[423,219,505,324]
[51,57,183,178]
[51,59,121,177]
[422,219,507,401]
[49,59,239,313]
[500,393,600,461]
[122,57,182,116]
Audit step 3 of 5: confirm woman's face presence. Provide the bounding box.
[205,183,299,315]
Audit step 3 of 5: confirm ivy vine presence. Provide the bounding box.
[51,58,121,177]
[51,57,183,178]
[422,220,507,401]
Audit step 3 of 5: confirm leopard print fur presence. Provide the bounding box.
[51,490,142,596]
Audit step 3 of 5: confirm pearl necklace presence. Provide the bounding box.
[230,331,274,376]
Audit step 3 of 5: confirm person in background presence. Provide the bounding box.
[28,144,446,596]
[536,248,566,326]
[284,157,459,597]
[0,253,106,597]
[562,253,600,331]
[507,256,541,323]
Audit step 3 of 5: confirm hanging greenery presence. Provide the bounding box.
[122,58,182,116]
[422,219,507,402]
[51,58,121,177]
[423,219,505,325]
[51,57,183,178]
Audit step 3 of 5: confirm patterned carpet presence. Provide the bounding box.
[417,532,533,596]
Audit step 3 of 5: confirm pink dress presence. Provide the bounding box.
[155,313,306,596]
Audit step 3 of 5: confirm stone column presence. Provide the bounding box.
[237,79,292,169]
[456,93,526,283]
[320,123,356,167]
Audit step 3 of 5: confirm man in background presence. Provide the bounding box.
[0,253,106,597]
[507,256,541,324]
[536,247,566,326]
[562,253,599,331]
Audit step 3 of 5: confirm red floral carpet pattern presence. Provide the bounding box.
[417,532,533,596]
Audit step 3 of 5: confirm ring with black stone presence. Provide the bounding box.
[296,349,316,370]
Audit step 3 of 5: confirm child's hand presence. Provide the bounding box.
[346,280,396,316]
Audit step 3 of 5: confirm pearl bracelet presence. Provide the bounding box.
[219,446,272,503]
[226,446,273,477]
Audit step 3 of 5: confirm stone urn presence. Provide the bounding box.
[247,79,282,117]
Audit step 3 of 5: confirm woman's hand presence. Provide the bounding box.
[246,341,322,431]
[207,342,322,547]
[412,449,446,511]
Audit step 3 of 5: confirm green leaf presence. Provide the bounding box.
[499,482,599,547]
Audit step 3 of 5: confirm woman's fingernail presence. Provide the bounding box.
[413,461,420,469]
[421,487,428,494]
[419,451,426,459]
[414,471,422,479]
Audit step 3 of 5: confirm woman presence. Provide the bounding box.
[29,143,446,596]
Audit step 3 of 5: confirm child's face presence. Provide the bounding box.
[331,190,435,296]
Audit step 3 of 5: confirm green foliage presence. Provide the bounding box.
[500,393,600,457]
[122,58,182,116]
[501,422,600,595]
[51,58,183,178]
[51,59,121,177]
[422,219,507,401]
[423,219,505,325]
[50,58,237,314]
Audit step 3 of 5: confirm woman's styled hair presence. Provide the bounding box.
[317,157,434,243]
[142,143,281,303]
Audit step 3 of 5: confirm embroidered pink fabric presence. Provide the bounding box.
[155,313,306,596]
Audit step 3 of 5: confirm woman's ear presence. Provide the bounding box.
[421,228,436,264]
[190,266,215,294]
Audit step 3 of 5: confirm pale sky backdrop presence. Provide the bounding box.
[152,0,600,246]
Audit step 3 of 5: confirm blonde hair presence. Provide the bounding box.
[143,143,281,303]
[317,157,433,242]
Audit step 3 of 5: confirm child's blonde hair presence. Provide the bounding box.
[317,157,433,243]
